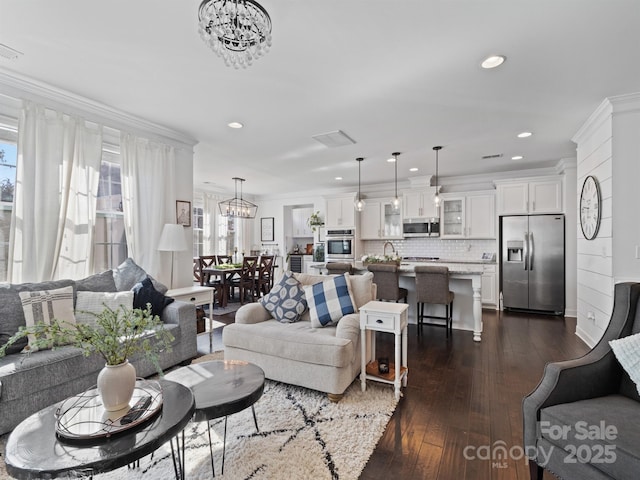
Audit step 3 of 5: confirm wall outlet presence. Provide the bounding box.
[587,311,596,322]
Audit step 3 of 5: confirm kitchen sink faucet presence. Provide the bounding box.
[383,241,396,256]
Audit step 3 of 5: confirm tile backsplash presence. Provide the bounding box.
[362,238,498,262]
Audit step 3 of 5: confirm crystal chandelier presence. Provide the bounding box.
[219,177,258,218]
[198,0,273,69]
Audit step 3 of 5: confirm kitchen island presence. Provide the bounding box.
[313,260,487,341]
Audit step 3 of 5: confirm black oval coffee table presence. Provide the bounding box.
[164,359,265,476]
[4,379,195,479]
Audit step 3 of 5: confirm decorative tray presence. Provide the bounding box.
[55,379,163,441]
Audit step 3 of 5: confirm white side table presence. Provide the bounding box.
[167,285,215,351]
[359,301,409,401]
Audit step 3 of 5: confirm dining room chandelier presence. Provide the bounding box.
[197,0,273,69]
[219,177,258,218]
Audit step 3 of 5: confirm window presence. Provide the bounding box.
[0,140,17,281]
[193,206,204,257]
[93,149,128,272]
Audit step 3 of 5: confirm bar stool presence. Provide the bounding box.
[415,265,454,337]
[325,262,353,275]
[366,264,408,303]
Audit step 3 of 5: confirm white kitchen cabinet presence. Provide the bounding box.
[481,264,498,307]
[325,195,356,228]
[292,207,313,237]
[440,193,495,239]
[495,177,562,215]
[360,200,403,240]
[402,187,438,219]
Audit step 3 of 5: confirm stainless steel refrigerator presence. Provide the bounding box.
[500,214,565,315]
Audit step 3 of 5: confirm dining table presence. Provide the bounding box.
[202,265,243,308]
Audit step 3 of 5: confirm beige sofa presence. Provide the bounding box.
[222,272,375,400]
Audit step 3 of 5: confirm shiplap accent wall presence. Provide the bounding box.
[573,93,640,347]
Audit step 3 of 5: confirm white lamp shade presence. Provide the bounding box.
[158,224,188,252]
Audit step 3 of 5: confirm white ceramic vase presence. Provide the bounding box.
[97,360,136,411]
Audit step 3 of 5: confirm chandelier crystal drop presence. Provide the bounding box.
[355,157,366,212]
[218,177,258,218]
[198,0,273,69]
[433,146,442,208]
[391,152,401,211]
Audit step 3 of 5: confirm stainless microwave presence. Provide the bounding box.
[402,218,440,237]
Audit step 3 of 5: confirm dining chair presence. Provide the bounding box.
[325,262,353,275]
[232,256,259,304]
[193,257,202,285]
[256,255,275,296]
[414,265,455,337]
[366,264,408,303]
[198,255,218,286]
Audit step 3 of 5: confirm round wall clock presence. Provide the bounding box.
[580,175,601,240]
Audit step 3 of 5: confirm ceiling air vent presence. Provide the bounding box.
[0,43,23,61]
[312,130,356,148]
[481,153,504,159]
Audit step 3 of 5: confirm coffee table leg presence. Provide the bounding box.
[222,416,228,475]
[169,430,186,480]
[252,405,259,432]
[207,420,216,477]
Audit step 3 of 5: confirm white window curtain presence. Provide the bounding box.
[120,133,176,284]
[8,101,102,283]
[202,192,219,254]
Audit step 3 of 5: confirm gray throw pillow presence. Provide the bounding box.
[260,271,307,323]
[76,270,117,292]
[113,258,168,294]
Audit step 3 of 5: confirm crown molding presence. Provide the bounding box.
[0,67,198,149]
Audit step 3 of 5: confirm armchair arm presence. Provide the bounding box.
[235,303,272,324]
[336,313,360,343]
[161,300,196,326]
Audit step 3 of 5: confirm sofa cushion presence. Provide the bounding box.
[222,319,355,368]
[18,286,76,353]
[132,277,174,315]
[0,279,76,355]
[113,258,168,294]
[75,291,135,327]
[260,271,307,323]
[76,270,117,292]
[610,332,640,395]
[305,274,355,328]
[540,395,640,480]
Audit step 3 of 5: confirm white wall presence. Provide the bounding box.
[572,93,640,347]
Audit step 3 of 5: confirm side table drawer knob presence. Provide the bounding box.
[376,319,383,324]
[190,297,196,301]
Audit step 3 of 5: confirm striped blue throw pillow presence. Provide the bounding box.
[305,274,356,328]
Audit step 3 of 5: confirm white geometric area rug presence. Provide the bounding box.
[98,380,398,480]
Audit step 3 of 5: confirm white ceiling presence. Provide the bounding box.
[1,0,639,196]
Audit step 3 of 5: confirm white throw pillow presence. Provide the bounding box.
[18,285,76,353]
[610,332,640,395]
[75,291,135,327]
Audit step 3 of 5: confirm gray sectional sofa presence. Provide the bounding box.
[0,262,198,435]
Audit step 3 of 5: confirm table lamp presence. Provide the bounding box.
[158,223,187,289]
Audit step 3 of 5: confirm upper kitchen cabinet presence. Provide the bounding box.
[403,187,438,219]
[360,200,403,240]
[325,194,356,229]
[495,177,563,215]
[291,207,313,237]
[440,192,496,239]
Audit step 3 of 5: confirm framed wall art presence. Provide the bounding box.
[261,217,274,242]
[176,200,191,227]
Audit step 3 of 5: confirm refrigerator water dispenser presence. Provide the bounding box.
[506,241,524,262]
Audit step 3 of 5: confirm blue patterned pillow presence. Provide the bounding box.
[305,274,356,328]
[260,271,308,323]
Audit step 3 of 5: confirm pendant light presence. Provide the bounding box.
[355,157,366,212]
[391,152,401,210]
[433,146,442,208]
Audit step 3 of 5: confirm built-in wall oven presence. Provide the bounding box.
[325,229,355,261]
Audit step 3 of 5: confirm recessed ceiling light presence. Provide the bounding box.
[335,176,343,181]
[511,155,524,160]
[517,131,532,138]
[410,167,418,172]
[481,55,506,69]
[228,122,244,129]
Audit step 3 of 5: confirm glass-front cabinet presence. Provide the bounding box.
[441,197,464,238]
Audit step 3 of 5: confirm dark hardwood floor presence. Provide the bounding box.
[215,306,589,480]
[359,309,589,480]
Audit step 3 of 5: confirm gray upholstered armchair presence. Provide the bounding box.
[523,282,640,480]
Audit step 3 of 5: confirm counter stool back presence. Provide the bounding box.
[415,265,454,337]
[326,262,354,275]
[367,264,408,303]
